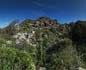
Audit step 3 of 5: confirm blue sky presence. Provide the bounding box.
[0,0,86,28]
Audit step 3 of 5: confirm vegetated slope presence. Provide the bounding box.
[0,17,86,70]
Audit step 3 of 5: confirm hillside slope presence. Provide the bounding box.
[0,17,86,70]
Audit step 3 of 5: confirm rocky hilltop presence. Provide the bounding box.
[0,17,86,70]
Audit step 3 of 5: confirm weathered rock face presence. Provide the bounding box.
[39,67,46,70]
[79,67,86,70]
[13,31,36,47]
[18,17,59,31]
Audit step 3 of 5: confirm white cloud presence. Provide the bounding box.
[0,22,9,28]
[32,0,57,9]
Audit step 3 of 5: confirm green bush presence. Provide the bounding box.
[0,47,35,70]
[71,21,86,43]
[46,39,79,70]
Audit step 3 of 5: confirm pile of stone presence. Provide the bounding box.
[13,31,36,47]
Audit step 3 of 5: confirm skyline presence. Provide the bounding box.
[0,0,86,28]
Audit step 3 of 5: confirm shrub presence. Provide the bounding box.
[71,21,86,43]
[0,47,35,70]
[46,39,79,70]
